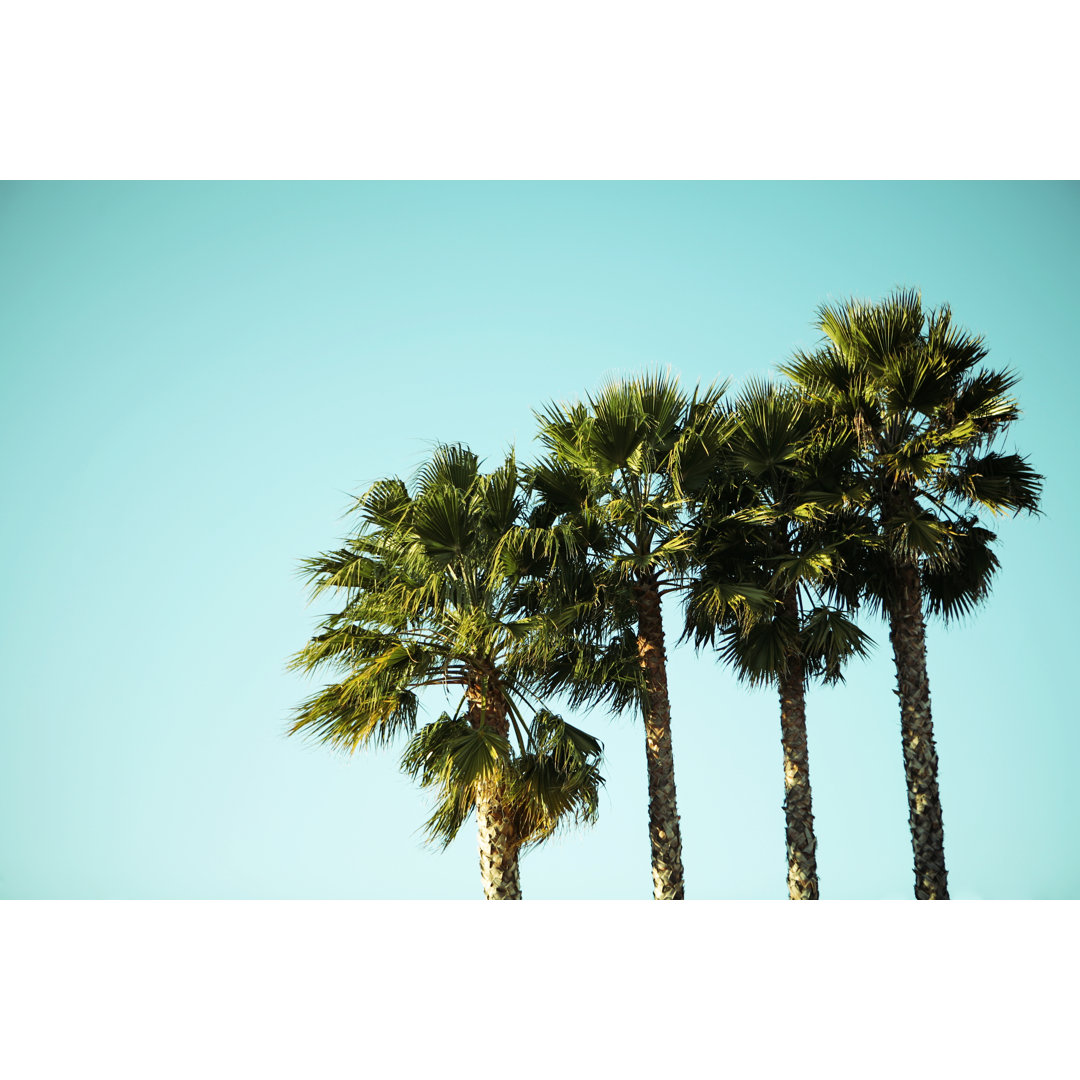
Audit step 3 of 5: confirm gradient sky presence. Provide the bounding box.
[1,180,1076,900]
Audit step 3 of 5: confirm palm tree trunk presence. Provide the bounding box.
[636,575,685,900]
[468,671,522,901]
[475,779,522,900]
[888,562,949,900]
[778,600,819,899]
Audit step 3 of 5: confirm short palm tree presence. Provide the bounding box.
[684,382,872,899]
[780,291,1042,899]
[290,444,604,900]
[522,372,735,899]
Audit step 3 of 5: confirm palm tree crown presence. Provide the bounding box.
[782,289,1040,613]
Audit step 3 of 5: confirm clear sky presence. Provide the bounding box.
[1,180,1076,900]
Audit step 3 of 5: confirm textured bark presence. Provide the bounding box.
[466,668,522,901]
[636,576,685,900]
[778,595,819,899]
[888,562,949,900]
[475,779,522,900]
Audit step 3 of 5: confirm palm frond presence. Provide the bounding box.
[413,443,480,498]
[716,611,799,687]
[399,713,513,847]
[290,680,420,752]
[354,477,412,530]
[885,508,954,567]
[939,451,1044,515]
[410,484,475,565]
[799,606,874,684]
[922,524,1000,622]
[950,368,1021,429]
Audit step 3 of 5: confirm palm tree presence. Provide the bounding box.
[780,291,1043,899]
[684,382,872,899]
[290,444,604,900]
[522,371,737,900]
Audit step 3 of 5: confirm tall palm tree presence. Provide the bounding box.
[780,291,1042,899]
[522,371,737,899]
[290,444,604,900]
[684,382,872,899]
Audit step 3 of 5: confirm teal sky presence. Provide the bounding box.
[1,180,1076,900]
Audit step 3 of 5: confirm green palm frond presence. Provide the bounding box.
[885,508,954,567]
[862,289,924,363]
[525,459,597,518]
[476,451,523,535]
[950,368,1021,429]
[924,304,988,378]
[731,384,810,479]
[769,549,837,589]
[398,707,606,851]
[880,347,951,415]
[290,679,420,752]
[882,442,950,483]
[413,443,480,498]
[400,713,512,847]
[533,401,598,474]
[539,627,645,714]
[922,524,1000,622]
[939,451,1043,515]
[585,382,653,472]
[669,415,734,496]
[778,347,859,402]
[683,576,778,646]
[507,708,604,848]
[799,606,875,684]
[410,484,475,565]
[404,714,511,789]
[354,477,412,529]
[632,370,692,442]
[816,299,863,356]
[507,757,604,850]
[788,496,841,521]
[299,547,380,596]
[529,709,604,761]
[717,611,799,687]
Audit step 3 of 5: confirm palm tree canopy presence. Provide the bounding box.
[684,380,873,687]
[290,443,604,850]
[779,289,1043,618]
[528,370,732,585]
